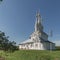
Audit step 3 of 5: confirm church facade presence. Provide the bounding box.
[19,12,55,50]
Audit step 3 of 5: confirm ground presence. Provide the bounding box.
[0,50,60,60]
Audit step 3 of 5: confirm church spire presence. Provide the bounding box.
[35,11,43,32]
[36,11,41,24]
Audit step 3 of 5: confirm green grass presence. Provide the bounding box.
[0,50,60,60]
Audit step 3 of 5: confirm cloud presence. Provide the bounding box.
[53,40,60,46]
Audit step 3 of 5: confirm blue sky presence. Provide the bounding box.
[0,0,60,46]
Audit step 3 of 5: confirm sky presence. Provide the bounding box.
[0,0,60,46]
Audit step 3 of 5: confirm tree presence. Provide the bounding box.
[0,0,3,1]
[0,31,18,52]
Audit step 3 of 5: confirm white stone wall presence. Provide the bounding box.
[19,42,46,50]
[19,42,55,50]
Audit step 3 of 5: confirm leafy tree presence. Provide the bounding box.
[0,31,18,52]
[0,0,3,1]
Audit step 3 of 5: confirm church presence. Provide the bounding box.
[19,11,55,50]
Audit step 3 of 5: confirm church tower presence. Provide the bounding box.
[19,11,55,50]
[35,11,43,32]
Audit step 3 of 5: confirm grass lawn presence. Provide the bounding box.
[0,50,60,60]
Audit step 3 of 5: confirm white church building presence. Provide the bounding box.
[19,12,55,50]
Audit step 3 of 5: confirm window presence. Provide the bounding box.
[35,44,38,47]
[29,37,31,39]
[30,44,33,47]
